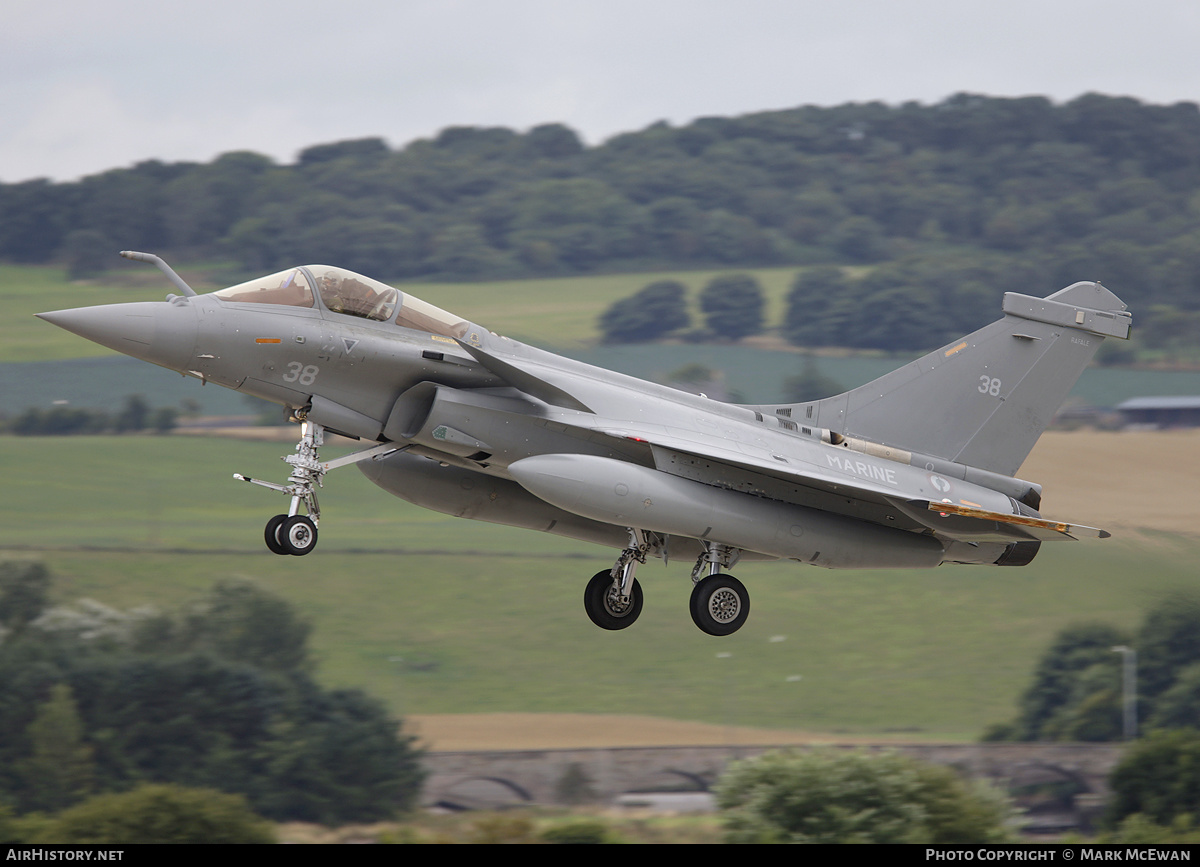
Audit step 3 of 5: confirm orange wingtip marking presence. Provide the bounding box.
[944,341,968,357]
[929,502,1104,538]
[255,338,282,344]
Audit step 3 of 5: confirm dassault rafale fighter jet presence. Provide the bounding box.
[39,252,1132,636]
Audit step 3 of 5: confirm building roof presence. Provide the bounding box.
[1116,396,1200,411]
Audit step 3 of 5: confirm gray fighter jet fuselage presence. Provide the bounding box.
[38,254,1132,635]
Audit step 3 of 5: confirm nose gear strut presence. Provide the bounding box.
[234,418,400,555]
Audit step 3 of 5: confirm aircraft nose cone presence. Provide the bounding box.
[37,304,155,352]
[37,301,197,370]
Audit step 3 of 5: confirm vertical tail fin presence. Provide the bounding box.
[764,282,1131,477]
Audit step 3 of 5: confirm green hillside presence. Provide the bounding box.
[3,261,803,361]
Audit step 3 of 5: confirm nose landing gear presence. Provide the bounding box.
[235,418,399,556]
[236,419,326,556]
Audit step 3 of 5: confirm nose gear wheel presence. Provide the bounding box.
[280,514,318,555]
[235,419,326,555]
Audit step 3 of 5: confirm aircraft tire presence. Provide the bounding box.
[584,569,643,630]
[690,574,749,636]
[280,515,318,556]
[265,514,290,555]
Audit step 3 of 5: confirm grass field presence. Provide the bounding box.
[2,431,1196,747]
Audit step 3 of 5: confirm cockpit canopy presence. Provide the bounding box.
[212,266,469,339]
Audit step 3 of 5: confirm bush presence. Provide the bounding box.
[715,749,1014,844]
[467,813,537,844]
[540,818,616,844]
[1101,813,1200,844]
[1107,729,1200,828]
[31,784,275,844]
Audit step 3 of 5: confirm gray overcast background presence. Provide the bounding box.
[3,0,1199,183]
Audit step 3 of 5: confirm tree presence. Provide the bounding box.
[523,123,584,159]
[554,763,597,805]
[113,394,150,433]
[846,266,945,352]
[0,179,69,262]
[0,571,426,824]
[701,210,772,263]
[32,784,275,844]
[598,281,690,343]
[1037,662,1123,742]
[830,215,889,262]
[1107,729,1200,828]
[698,274,765,340]
[19,684,95,812]
[298,137,389,167]
[254,682,426,824]
[715,749,1013,844]
[506,178,644,271]
[60,229,113,280]
[1147,663,1200,730]
[172,580,313,673]
[1136,592,1200,707]
[783,266,850,347]
[0,559,50,633]
[988,597,1200,743]
[425,222,510,279]
[1004,622,1129,741]
[9,406,109,436]
[783,356,844,402]
[151,406,179,434]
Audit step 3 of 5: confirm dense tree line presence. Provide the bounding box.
[0,561,425,824]
[4,95,1200,320]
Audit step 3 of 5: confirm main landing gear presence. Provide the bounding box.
[583,529,648,630]
[235,417,398,556]
[583,534,750,636]
[689,543,749,637]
